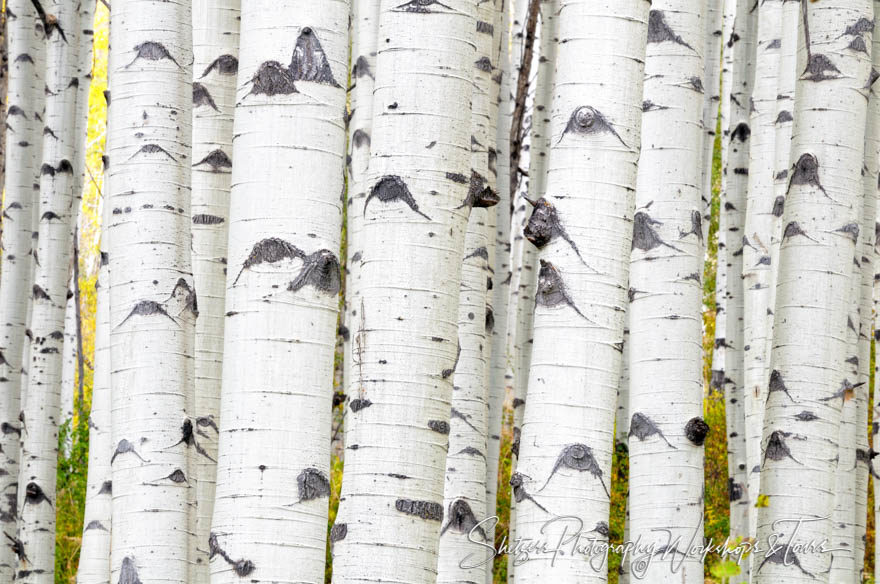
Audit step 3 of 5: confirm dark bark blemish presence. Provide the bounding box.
[730,122,750,143]
[819,378,862,404]
[458,170,499,209]
[536,260,591,321]
[642,100,669,112]
[118,556,143,584]
[352,129,370,149]
[835,223,860,243]
[193,149,232,173]
[126,42,181,69]
[247,61,298,97]
[365,175,431,220]
[629,412,675,449]
[32,285,50,301]
[349,399,372,413]
[648,10,693,50]
[193,82,219,111]
[24,482,51,507]
[441,499,486,539]
[193,214,226,225]
[395,0,452,13]
[475,56,493,72]
[510,472,548,513]
[848,36,868,54]
[803,54,841,81]
[538,443,609,497]
[771,196,784,217]
[128,144,177,163]
[684,417,709,446]
[428,420,450,434]
[297,468,331,501]
[234,237,306,284]
[84,520,108,532]
[200,54,238,78]
[524,197,588,264]
[678,210,703,242]
[764,430,801,465]
[117,300,175,328]
[6,105,27,119]
[98,480,112,495]
[396,498,444,520]
[330,522,347,542]
[353,55,373,80]
[728,478,743,502]
[289,28,340,87]
[287,249,342,296]
[775,110,793,124]
[632,211,683,253]
[209,533,256,577]
[756,543,815,577]
[558,106,627,148]
[455,446,485,459]
[111,439,146,464]
[768,370,794,402]
[782,221,816,242]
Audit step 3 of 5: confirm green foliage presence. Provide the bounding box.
[55,419,90,583]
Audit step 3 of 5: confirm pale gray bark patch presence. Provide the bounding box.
[440,499,486,539]
[329,523,347,542]
[296,468,331,501]
[289,28,340,87]
[200,54,238,78]
[647,10,693,49]
[193,149,232,173]
[193,82,219,111]
[208,533,256,577]
[835,222,860,243]
[352,55,373,80]
[628,412,675,449]
[558,105,627,147]
[772,195,785,217]
[535,259,591,321]
[684,417,710,446]
[537,443,609,498]
[246,61,298,97]
[352,129,371,149]
[126,42,181,69]
[84,520,108,532]
[365,175,431,220]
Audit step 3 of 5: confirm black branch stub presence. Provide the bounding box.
[558,105,627,148]
[24,482,52,507]
[365,175,431,220]
[684,417,710,446]
[524,197,589,265]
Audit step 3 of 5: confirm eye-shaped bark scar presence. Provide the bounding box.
[352,129,371,149]
[524,197,591,267]
[149,468,188,485]
[395,0,453,13]
[756,543,815,577]
[111,439,147,464]
[763,430,802,465]
[193,149,232,173]
[246,61,298,97]
[32,285,50,301]
[558,106,627,148]
[632,211,683,253]
[510,472,548,513]
[441,499,487,539]
[768,370,795,402]
[127,144,178,163]
[642,100,669,113]
[455,446,486,459]
[84,520,108,532]
[41,211,61,222]
[848,36,869,54]
[193,82,219,111]
[209,533,256,577]
[794,410,819,422]
[289,27,340,87]
[537,444,609,498]
[201,54,239,78]
[729,122,750,143]
[169,418,215,461]
[353,55,374,80]
[118,556,144,584]
[233,237,306,285]
[457,170,499,209]
[116,300,175,328]
[629,412,676,449]
[782,221,817,243]
[5,533,26,563]
[24,482,52,507]
[803,53,841,81]
[535,260,592,322]
[126,42,181,69]
[287,249,342,296]
[365,175,431,220]
[648,10,694,50]
[475,56,493,73]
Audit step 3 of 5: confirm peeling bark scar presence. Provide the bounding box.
[287,249,342,296]
[632,211,683,253]
[126,42,181,69]
[200,54,239,78]
[648,10,694,50]
[535,260,592,322]
[193,82,219,111]
[209,533,256,577]
[441,499,487,539]
[395,0,452,13]
[395,498,444,521]
[763,430,802,466]
[289,28,340,87]
[247,61,298,97]
[510,472,548,513]
[193,149,232,173]
[457,170,499,209]
[524,197,592,266]
[788,153,828,197]
[365,175,431,220]
[558,106,627,148]
[628,412,676,449]
[537,444,609,498]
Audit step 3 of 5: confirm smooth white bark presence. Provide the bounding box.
[512,1,649,582]
[756,1,873,582]
[699,0,723,242]
[107,0,194,582]
[209,2,347,582]
[627,2,705,582]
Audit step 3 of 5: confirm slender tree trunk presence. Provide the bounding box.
[0,2,43,579]
[627,2,705,582]
[107,0,194,581]
[60,271,77,437]
[513,1,649,581]
[209,2,347,582]
[330,1,476,581]
[17,1,81,580]
[190,1,239,581]
[699,0,723,242]
[756,2,873,582]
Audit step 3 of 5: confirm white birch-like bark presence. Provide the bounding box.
[330,2,476,581]
[77,199,111,584]
[190,1,239,581]
[741,0,784,544]
[107,0,194,582]
[59,273,77,436]
[343,0,379,447]
[627,3,705,582]
[17,2,81,580]
[718,0,737,174]
[755,1,873,582]
[209,2,347,582]
[0,2,43,579]
[699,0,724,242]
[512,1,649,582]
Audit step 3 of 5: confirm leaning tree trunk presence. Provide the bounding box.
[756,1,873,583]
[209,2,348,583]
[17,2,81,580]
[0,1,44,579]
[627,2,705,582]
[190,1,239,581]
[512,1,649,582]
[329,1,477,582]
[106,0,194,581]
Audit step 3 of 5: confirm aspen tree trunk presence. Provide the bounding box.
[718,0,737,176]
[330,1,476,582]
[0,2,43,578]
[721,2,755,569]
[209,2,347,582]
[627,2,705,582]
[107,0,194,581]
[190,1,239,580]
[343,0,379,447]
[77,199,111,584]
[699,0,723,242]
[756,1,873,582]
[18,1,81,580]
[512,1,649,582]
[60,273,77,438]
[741,0,783,545]
[484,2,511,569]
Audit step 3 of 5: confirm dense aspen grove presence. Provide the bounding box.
[5,0,880,583]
